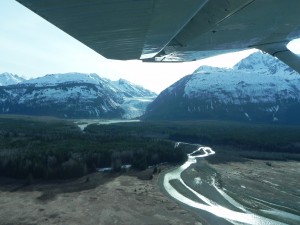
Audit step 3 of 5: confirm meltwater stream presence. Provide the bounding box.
[163,143,287,225]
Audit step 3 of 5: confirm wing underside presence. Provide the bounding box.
[16,0,300,72]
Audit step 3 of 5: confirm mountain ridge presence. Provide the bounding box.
[0,72,25,86]
[143,52,300,124]
[0,72,156,119]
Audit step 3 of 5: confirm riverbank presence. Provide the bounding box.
[1,159,299,225]
[159,148,300,225]
[158,164,232,225]
[210,159,300,224]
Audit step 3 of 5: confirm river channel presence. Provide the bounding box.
[162,143,299,225]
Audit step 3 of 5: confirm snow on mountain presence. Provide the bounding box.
[1,84,123,118]
[112,79,156,98]
[144,52,300,124]
[184,66,300,104]
[233,51,297,75]
[22,72,111,86]
[0,73,156,119]
[112,78,157,118]
[121,97,156,119]
[0,73,25,86]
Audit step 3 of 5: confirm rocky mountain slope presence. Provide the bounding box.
[0,73,25,86]
[0,73,156,119]
[143,52,300,124]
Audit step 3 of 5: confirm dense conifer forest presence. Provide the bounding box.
[0,116,185,179]
[1,115,299,180]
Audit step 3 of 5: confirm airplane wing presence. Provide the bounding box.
[16,0,300,72]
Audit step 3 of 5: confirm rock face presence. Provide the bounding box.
[143,52,300,124]
[0,73,156,119]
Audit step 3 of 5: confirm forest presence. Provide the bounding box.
[0,116,185,179]
[1,115,300,180]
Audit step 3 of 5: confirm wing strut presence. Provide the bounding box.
[257,42,300,74]
[273,50,300,74]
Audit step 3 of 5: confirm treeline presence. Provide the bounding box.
[89,120,300,153]
[85,120,300,163]
[167,121,300,154]
[1,116,300,180]
[99,120,300,154]
[0,116,186,179]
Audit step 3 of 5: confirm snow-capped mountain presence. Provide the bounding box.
[233,52,297,75]
[112,79,156,98]
[22,72,109,86]
[143,52,300,124]
[0,73,156,119]
[0,73,25,86]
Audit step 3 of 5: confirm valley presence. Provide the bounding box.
[1,52,300,224]
[0,115,300,224]
[2,2,300,224]
[1,152,299,225]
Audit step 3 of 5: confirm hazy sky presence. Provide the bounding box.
[0,0,299,93]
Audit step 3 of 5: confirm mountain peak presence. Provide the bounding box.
[22,72,108,86]
[193,65,227,74]
[0,72,156,119]
[144,52,300,124]
[117,78,131,84]
[233,51,296,75]
[112,79,157,98]
[0,72,25,86]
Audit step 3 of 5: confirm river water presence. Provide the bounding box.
[74,119,140,131]
[163,143,298,225]
[74,120,298,224]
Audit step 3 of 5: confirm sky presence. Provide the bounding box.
[0,0,299,93]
